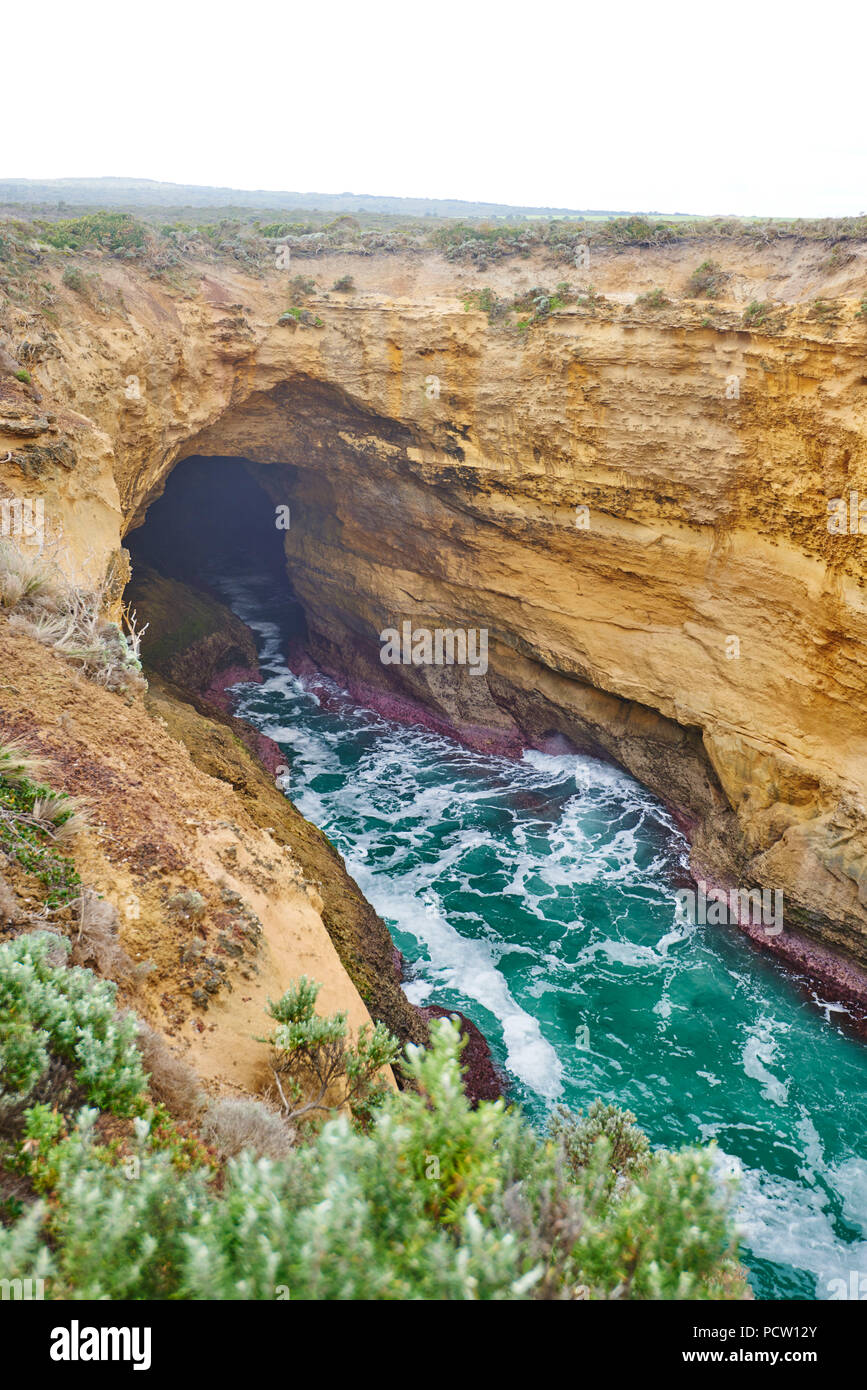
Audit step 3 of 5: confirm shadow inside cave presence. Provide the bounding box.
[125,454,307,646]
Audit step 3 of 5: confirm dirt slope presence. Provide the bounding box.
[0,616,385,1097]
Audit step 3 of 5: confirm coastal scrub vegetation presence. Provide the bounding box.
[262,976,399,1127]
[636,287,670,309]
[39,211,149,257]
[0,742,82,909]
[0,542,147,696]
[60,265,108,308]
[278,307,325,328]
[742,300,773,327]
[463,282,601,335]
[3,204,867,291]
[684,259,728,299]
[1,203,867,334]
[0,928,749,1299]
[805,297,842,332]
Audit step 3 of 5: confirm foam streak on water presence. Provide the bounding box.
[220,572,867,1301]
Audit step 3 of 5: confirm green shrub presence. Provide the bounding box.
[258,221,318,238]
[549,1099,650,1193]
[278,307,324,328]
[510,285,569,322]
[331,275,355,292]
[806,297,841,327]
[60,266,102,303]
[61,267,86,294]
[13,369,30,385]
[262,976,398,1125]
[0,1203,53,1285]
[289,274,316,298]
[463,286,504,319]
[743,300,772,326]
[685,259,727,299]
[0,753,82,908]
[40,212,147,256]
[636,287,669,309]
[468,283,574,332]
[575,284,602,311]
[44,1109,211,1299]
[599,216,678,247]
[0,933,146,1109]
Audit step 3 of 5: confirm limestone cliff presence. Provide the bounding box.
[0,615,393,1097]
[3,232,867,998]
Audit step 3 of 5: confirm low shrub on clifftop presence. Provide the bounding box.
[743,299,772,327]
[636,287,670,309]
[0,933,145,1109]
[39,212,148,257]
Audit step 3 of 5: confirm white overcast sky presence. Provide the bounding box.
[5,0,865,217]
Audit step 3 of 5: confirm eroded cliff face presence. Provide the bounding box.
[0,617,388,1097]
[3,237,867,986]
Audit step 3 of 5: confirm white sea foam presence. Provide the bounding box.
[347,857,564,1098]
[742,1021,790,1107]
[713,1148,867,1296]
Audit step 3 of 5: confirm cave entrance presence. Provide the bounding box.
[125,454,307,653]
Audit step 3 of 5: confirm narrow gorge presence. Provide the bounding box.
[8,235,867,973]
[3,220,867,1299]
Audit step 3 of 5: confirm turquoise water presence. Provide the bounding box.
[221,572,867,1301]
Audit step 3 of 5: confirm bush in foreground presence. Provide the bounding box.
[0,937,748,1300]
[0,933,145,1109]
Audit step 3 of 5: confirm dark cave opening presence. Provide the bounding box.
[125,455,307,646]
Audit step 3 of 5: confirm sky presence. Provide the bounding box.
[6,0,866,217]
